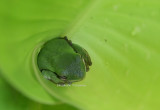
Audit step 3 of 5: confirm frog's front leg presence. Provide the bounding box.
[72,44,92,72]
[41,69,65,84]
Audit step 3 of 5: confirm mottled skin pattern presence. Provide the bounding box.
[37,37,92,84]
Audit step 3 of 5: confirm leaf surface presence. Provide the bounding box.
[0,0,160,110]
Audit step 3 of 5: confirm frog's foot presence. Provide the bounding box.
[41,69,66,84]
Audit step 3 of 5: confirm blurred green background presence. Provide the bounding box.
[0,0,160,110]
[0,73,78,110]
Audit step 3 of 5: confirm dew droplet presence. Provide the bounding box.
[105,62,109,66]
[137,1,144,7]
[105,18,111,25]
[116,89,121,94]
[125,69,130,77]
[146,52,151,60]
[124,43,129,52]
[131,26,141,36]
[141,23,146,28]
[113,5,119,11]
[138,105,145,110]
[151,11,158,17]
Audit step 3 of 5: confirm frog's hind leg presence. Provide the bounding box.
[72,44,92,72]
[41,69,64,84]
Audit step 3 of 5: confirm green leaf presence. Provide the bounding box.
[0,0,91,104]
[1,0,160,110]
[0,75,78,110]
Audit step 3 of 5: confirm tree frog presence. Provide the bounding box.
[37,36,92,84]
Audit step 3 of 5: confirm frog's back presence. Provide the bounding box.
[37,38,75,72]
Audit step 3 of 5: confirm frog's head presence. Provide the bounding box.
[53,52,86,84]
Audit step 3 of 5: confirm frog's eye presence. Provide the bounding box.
[58,76,67,81]
[52,72,67,81]
[41,69,67,81]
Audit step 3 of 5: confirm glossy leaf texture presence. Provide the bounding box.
[0,0,160,110]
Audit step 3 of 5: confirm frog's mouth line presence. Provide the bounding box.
[41,69,67,81]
